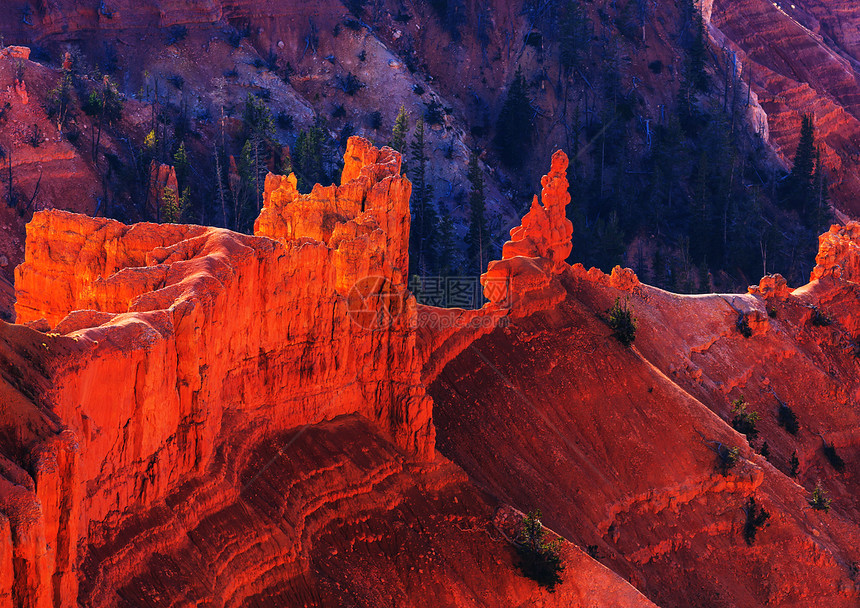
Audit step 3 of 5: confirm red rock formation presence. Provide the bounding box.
[481,150,574,311]
[6,138,436,606]
[810,222,860,281]
[500,150,573,266]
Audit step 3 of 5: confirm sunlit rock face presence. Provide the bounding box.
[5,137,437,606]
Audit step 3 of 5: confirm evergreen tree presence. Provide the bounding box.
[789,450,800,478]
[783,114,816,213]
[559,0,591,73]
[237,140,261,230]
[161,186,190,223]
[465,150,490,274]
[437,204,457,278]
[688,7,708,92]
[47,62,73,133]
[173,141,189,187]
[242,94,275,211]
[293,124,325,192]
[390,105,409,154]
[807,149,831,232]
[409,118,437,276]
[678,0,708,93]
[494,68,533,168]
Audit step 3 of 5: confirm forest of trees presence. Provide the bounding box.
[24,0,834,305]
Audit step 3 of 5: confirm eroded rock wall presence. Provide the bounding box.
[5,137,433,607]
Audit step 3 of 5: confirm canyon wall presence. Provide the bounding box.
[3,137,435,607]
[711,0,860,214]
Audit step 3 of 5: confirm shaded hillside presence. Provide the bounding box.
[0,0,854,301]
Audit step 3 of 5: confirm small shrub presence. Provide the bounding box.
[332,104,346,119]
[585,545,599,559]
[516,510,565,591]
[338,72,365,96]
[276,112,293,131]
[823,443,845,472]
[28,124,43,147]
[777,403,799,435]
[82,90,102,117]
[789,450,800,477]
[358,49,367,62]
[225,22,250,48]
[367,110,382,130]
[345,0,365,17]
[224,68,239,79]
[251,57,266,69]
[344,17,363,31]
[524,31,543,48]
[165,25,188,45]
[717,445,740,475]
[607,297,637,346]
[413,83,425,95]
[809,482,831,512]
[736,314,752,338]
[759,441,770,459]
[65,126,80,145]
[425,99,444,125]
[767,306,777,318]
[168,74,184,90]
[810,307,832,327]
[731,397,760,442]
[742,496,770,545]
[648,60,663,74]
[194,106,212,124]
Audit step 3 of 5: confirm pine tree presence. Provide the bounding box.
[465,150,490,274]
[783,114,816,213]
[173,141,189,187]
[437,204,457,278]
[242,94,275,210]
[688,7,708,92]
[559,0,591,73]
[494,67,533,167]
[293,125,325,192]
[390,105,409,154]
[161,186,189,223]
[807,149,831,232]
[789,450,800,478]
[409,118,437,276]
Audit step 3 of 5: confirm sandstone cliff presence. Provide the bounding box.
[4,137,438,606]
